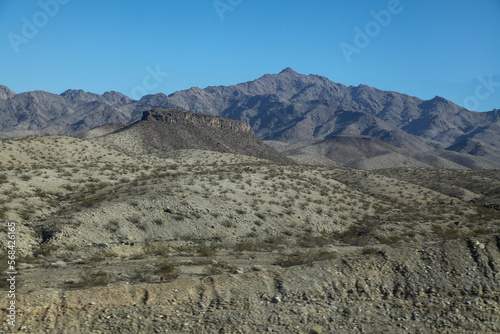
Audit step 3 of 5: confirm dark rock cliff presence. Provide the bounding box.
[141,109,251,133]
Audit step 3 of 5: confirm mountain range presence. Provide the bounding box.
[1,68,499,168]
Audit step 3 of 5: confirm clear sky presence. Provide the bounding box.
[1,0,499,111]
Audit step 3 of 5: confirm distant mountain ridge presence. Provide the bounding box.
[1,68,499,168]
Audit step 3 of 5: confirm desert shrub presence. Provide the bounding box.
[88,251,106,263]
[72,269,117,289]
[298,233,333,248]
[129,215,147,231]
[432,225,461,240]
[156,260,178,281]
[222,220,236,228]
[205,264,223,275]
[103,249,119,259]
[62,183,75,191]
[377,235,406,245]
[254,220,263,227]
[19,174,32,181]
[235,240,273,253]
[255,212,266,221]
[470,226,495,236]
[131,269,154,283]
[173,214,185,221]
[153,218,164,226]
[0,206,9,219]
[277,253,306,267]
[78,197,100,208]
[333,221,379,246]
[277,249,337,267]
[19,208,34,220]
[106,219,120,233]
[33,242,58,258]
[362,247,379,255]
[198,242,217,257]
[144,241,170,256]
[33,187,48,198]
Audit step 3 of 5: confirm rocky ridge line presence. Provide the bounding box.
[141,108,251,133]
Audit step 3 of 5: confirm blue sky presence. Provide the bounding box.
[1,0,499,111]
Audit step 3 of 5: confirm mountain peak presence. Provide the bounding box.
[0,85,16,100]
[61,89,101,103]
[102,91,132,105]
[430,95,448,102]
[61,89,85,96]
[279,67,298,75]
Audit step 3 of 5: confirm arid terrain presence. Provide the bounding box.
[0,109,499,333]
[2,69,500,169]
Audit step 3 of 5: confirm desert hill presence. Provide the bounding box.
[95,108,291,164]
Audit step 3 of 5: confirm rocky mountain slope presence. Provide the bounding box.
[1,69,499,168]
[95,109,291,163]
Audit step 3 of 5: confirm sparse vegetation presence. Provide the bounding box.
[71,269,117,289]
[277,249,337,267]
[156,260,178,281]
[0,134,499,333]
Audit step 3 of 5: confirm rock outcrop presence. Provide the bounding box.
[141,108,251,133]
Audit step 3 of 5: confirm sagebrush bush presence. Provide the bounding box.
[156,260,178,281]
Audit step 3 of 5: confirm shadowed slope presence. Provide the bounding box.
[98,108,292,163]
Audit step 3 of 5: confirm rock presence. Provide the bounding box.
[50,260,66,268]
[142,109,251,133]
[18,263,34,270]
[311,325,323,334]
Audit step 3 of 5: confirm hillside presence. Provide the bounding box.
[0,133,499,332]
[267,135,498,169]
[95,109,291,164]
